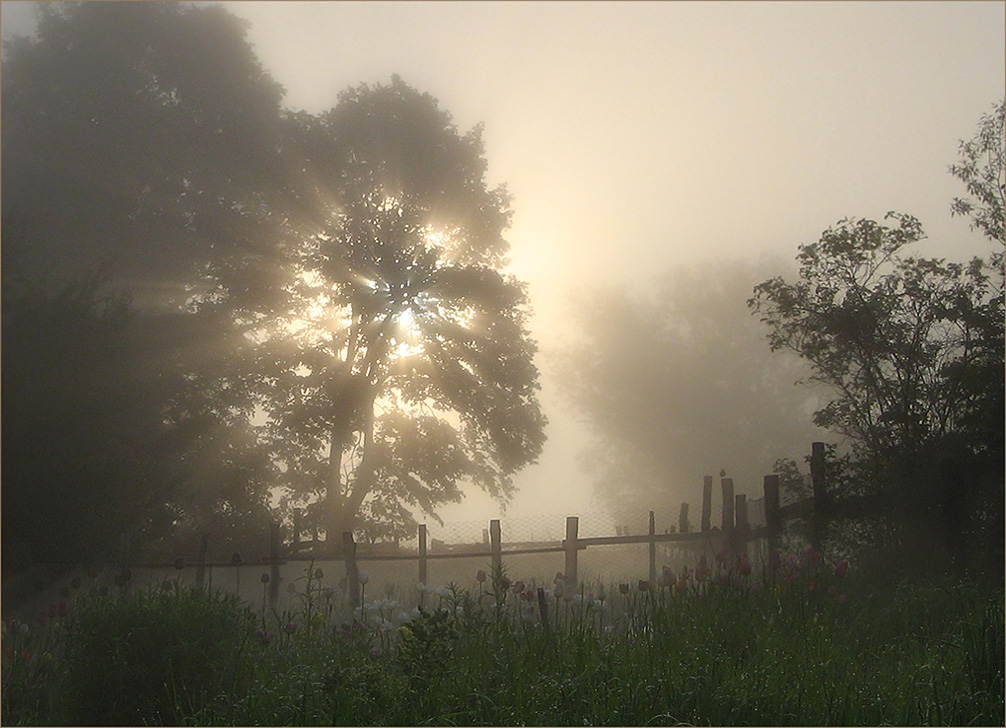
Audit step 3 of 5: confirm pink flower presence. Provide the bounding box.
[512,580,525,594]
[736,557,752,576]
[834,559,849,579]
[283,621,297,634]
[802,545,821,568]
[618,583,630,595]
[476,569,487,583]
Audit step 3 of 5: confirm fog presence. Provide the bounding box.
[2,1,1002,547]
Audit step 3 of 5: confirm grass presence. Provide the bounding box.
[2,551,1002,726]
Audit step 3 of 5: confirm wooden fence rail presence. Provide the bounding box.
[92,443,830,611]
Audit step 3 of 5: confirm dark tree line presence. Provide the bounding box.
[2,2,545,570]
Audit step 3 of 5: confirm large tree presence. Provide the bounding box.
[195,77,547,544]
[554,260,826,524]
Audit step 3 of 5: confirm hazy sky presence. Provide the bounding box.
[3,1,1004,537]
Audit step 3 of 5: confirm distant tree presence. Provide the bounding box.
[195,77,547,543]
[554,260,826,523]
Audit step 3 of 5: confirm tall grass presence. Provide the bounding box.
[2,552,1002,726]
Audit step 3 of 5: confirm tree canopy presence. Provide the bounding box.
[2,4,546,564]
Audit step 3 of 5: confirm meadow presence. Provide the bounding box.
[2,550,1002,727]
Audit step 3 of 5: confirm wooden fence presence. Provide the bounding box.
[138,443,830,610]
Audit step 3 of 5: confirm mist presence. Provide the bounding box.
[2,0,1002,577]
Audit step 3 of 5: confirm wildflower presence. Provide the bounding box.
[807,581,817,594]
[512,580,525,594]
[659,565,677,587]
[287,582,298,594]
[476,569,487,583]
[695,557,710,581]
[638,580,650,592]
[17,622,28,636]
[554,571,565,583]
[618,583,629,595]
[314,568,324,579]
[828,585,838,597]
[838,594,847,605]
[767,550,781,570]
[495,575,511,590]
[410,606,422,621]
[260,573,270,584]
[358,571,370,585]
[254,629,275,644]
[752,580,763,592]
[834,559,849,579]
[802,545,821,568]
[554,582,565,598]
[41,652,52,664]
[715,548,730,564]
[283,621,297,634]
[674,580,688,596]
[37,611,48,627]
[396,625,413,640]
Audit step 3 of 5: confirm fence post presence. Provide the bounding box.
[679,502,690,533]
[564,516,579,586]
[196,533,209,589]
[418,524,428,586]
[810,441,827,551]
[343,531,360,609]
[268,522,281,609]
[490,520,502,575]
[721,478,735,534]
[701,476,712,532]
[648,511,657,585]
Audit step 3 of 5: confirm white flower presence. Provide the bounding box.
[410,606,422,620]
[379,619,394,632]
[416,582,428,594]
[393,610,411,626]
[358,571,370,585]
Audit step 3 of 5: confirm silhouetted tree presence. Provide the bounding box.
[555,260,826,522]
[194,78,547,543]
[749,102,1004,575]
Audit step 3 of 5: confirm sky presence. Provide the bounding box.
[2,1,1004,539]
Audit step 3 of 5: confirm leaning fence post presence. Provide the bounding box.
[564,516,579,586]
[490,519,502,575]
[343,531,360,609]
[648,510,657,586]
[679,502,690,533]
[418,524,428,586]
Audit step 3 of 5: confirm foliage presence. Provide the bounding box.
[950,99,1005,246]
[748,103,1005,577]
[555,260,827,519]
[2,560,1001,726]
[199,76,547,542]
